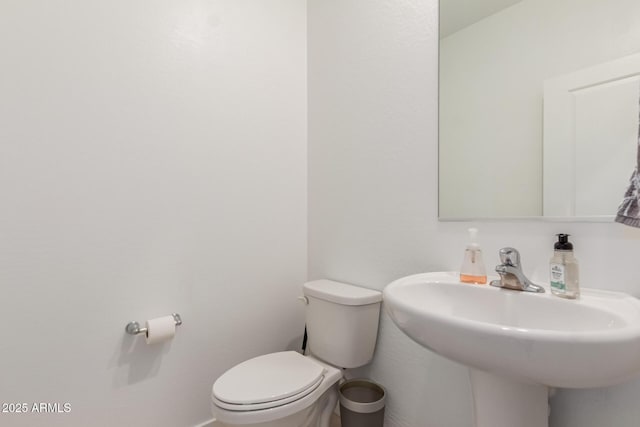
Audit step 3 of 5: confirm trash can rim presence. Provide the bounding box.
[339,378,386,414]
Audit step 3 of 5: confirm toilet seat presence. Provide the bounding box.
[212,351,326,411]
[213,375,323,411]
[212,355,343,425]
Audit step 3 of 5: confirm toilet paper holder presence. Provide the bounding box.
[125,313,182,336]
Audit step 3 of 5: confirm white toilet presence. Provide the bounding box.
[211,279,382,427]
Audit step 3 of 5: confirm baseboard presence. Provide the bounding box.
[199,413,340,426]
[193,418,216,427]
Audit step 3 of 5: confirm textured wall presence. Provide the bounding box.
[0,1,306,426]
[308,1,640,426]
[308,1,474,426]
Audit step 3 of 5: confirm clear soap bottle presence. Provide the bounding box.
[460,228,487,284]
[549,234,580,299]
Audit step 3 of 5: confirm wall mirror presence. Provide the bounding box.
[439,0,640,220]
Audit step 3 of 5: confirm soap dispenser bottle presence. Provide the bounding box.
[460,228,487,284]
[549,234,580,299]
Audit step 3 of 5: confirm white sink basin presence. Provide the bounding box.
[384,271,640,388]
[384,272,640,427]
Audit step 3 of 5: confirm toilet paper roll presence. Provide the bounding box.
[145,316,176,344]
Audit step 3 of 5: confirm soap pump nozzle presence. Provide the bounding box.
[467,227,480,249]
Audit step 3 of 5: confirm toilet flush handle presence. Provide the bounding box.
[297,296,309,305]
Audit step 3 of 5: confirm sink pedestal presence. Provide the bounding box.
[469,369,549,427]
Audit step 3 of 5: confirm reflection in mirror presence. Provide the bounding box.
[439,0,640,220]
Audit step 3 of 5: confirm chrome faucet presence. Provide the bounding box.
[489,247,545,293]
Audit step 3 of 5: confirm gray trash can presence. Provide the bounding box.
[339,379,386,427]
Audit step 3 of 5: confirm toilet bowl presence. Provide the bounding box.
[211,280,382,427]
[211,352,342,427]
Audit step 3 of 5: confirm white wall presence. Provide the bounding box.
[308,1,640,427]
[439,0,640,218]
[0,1,306,426]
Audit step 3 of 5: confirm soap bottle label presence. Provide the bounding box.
[550,263,566,293]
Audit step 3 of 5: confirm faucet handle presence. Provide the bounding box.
[498,247,521,267]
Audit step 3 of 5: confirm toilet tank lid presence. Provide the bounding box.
[303,280,382,305]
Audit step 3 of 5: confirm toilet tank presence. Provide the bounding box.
[303,280,382,369]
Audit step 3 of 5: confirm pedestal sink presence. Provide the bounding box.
[383,272,640,427]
